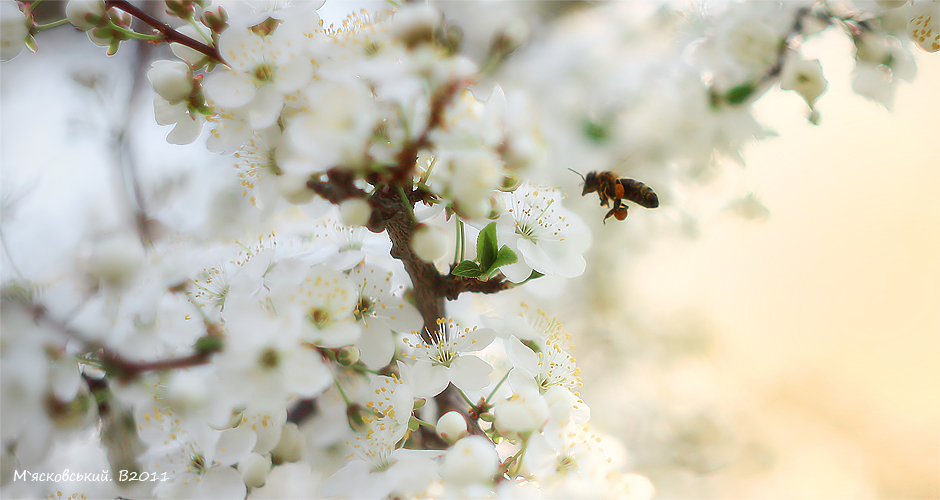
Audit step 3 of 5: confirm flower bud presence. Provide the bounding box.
[201,5,229,34]
[411,223,448,262]
[270,422,303,464]
[335,345,360,366]
[339,198,371,227]
[66,0,106,31]
[440,435,499,486]
[493,388,549,440]
[165,0,203,21]
[455,199,490,221]
[0,1,28,62]
[238,452,271,488]
[436,411,468,444]
[488,195,506,220]
[148,60,195,103]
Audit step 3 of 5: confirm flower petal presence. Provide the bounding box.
[205,70,256,108]
[505,335,539,373]
[248,84,284,130]
[198,465,247,499]
[357,321,396,369]
[216,424,258,466]
[449,355,493,392]
[320,460,370,497]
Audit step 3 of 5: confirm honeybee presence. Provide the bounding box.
[569,169,659,223]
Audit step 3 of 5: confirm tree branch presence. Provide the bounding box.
[441,274,512,300]
[26,300,222,383]
[104,0,224,64]
[368,186,444,339]
[388,80,464,185]
[306,168,368,204]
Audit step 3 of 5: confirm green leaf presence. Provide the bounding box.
[583,120,609,143]
[194,335,224,353]
[725,82,755,105]
[476,222,498,270]
[452,260,483,278]
[492,245,518,269]
[481,245,518,280]
[408,416,420,432]
[520,270,544,284]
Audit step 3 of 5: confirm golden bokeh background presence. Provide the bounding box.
[617,40,939,499]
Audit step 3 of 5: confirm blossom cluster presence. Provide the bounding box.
[0,0,936,498]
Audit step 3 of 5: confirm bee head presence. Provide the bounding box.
[581,171,599,195]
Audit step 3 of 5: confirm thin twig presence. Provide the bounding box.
[26,300,221,383]
[104,0,224,64]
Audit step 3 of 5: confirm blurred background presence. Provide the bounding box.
[2,2,938,499]
[575,31,940,500]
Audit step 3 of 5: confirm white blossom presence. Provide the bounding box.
[204,22,313,130]
[214,296,332,411]
[321,417,442,498]
[402,318,496,398]
[153,96,207,145]
[148,60,195,103]
[780,55,827,107]
[348,264,422,369]
[304,215,393,270]
[440,435,499,486]
[268,262,361,347]
[496,183,592,282]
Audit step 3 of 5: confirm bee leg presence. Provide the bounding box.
[614,205,629,220]
[605,199,628,222]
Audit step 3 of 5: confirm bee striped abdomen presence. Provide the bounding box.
[619,178,659,208]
